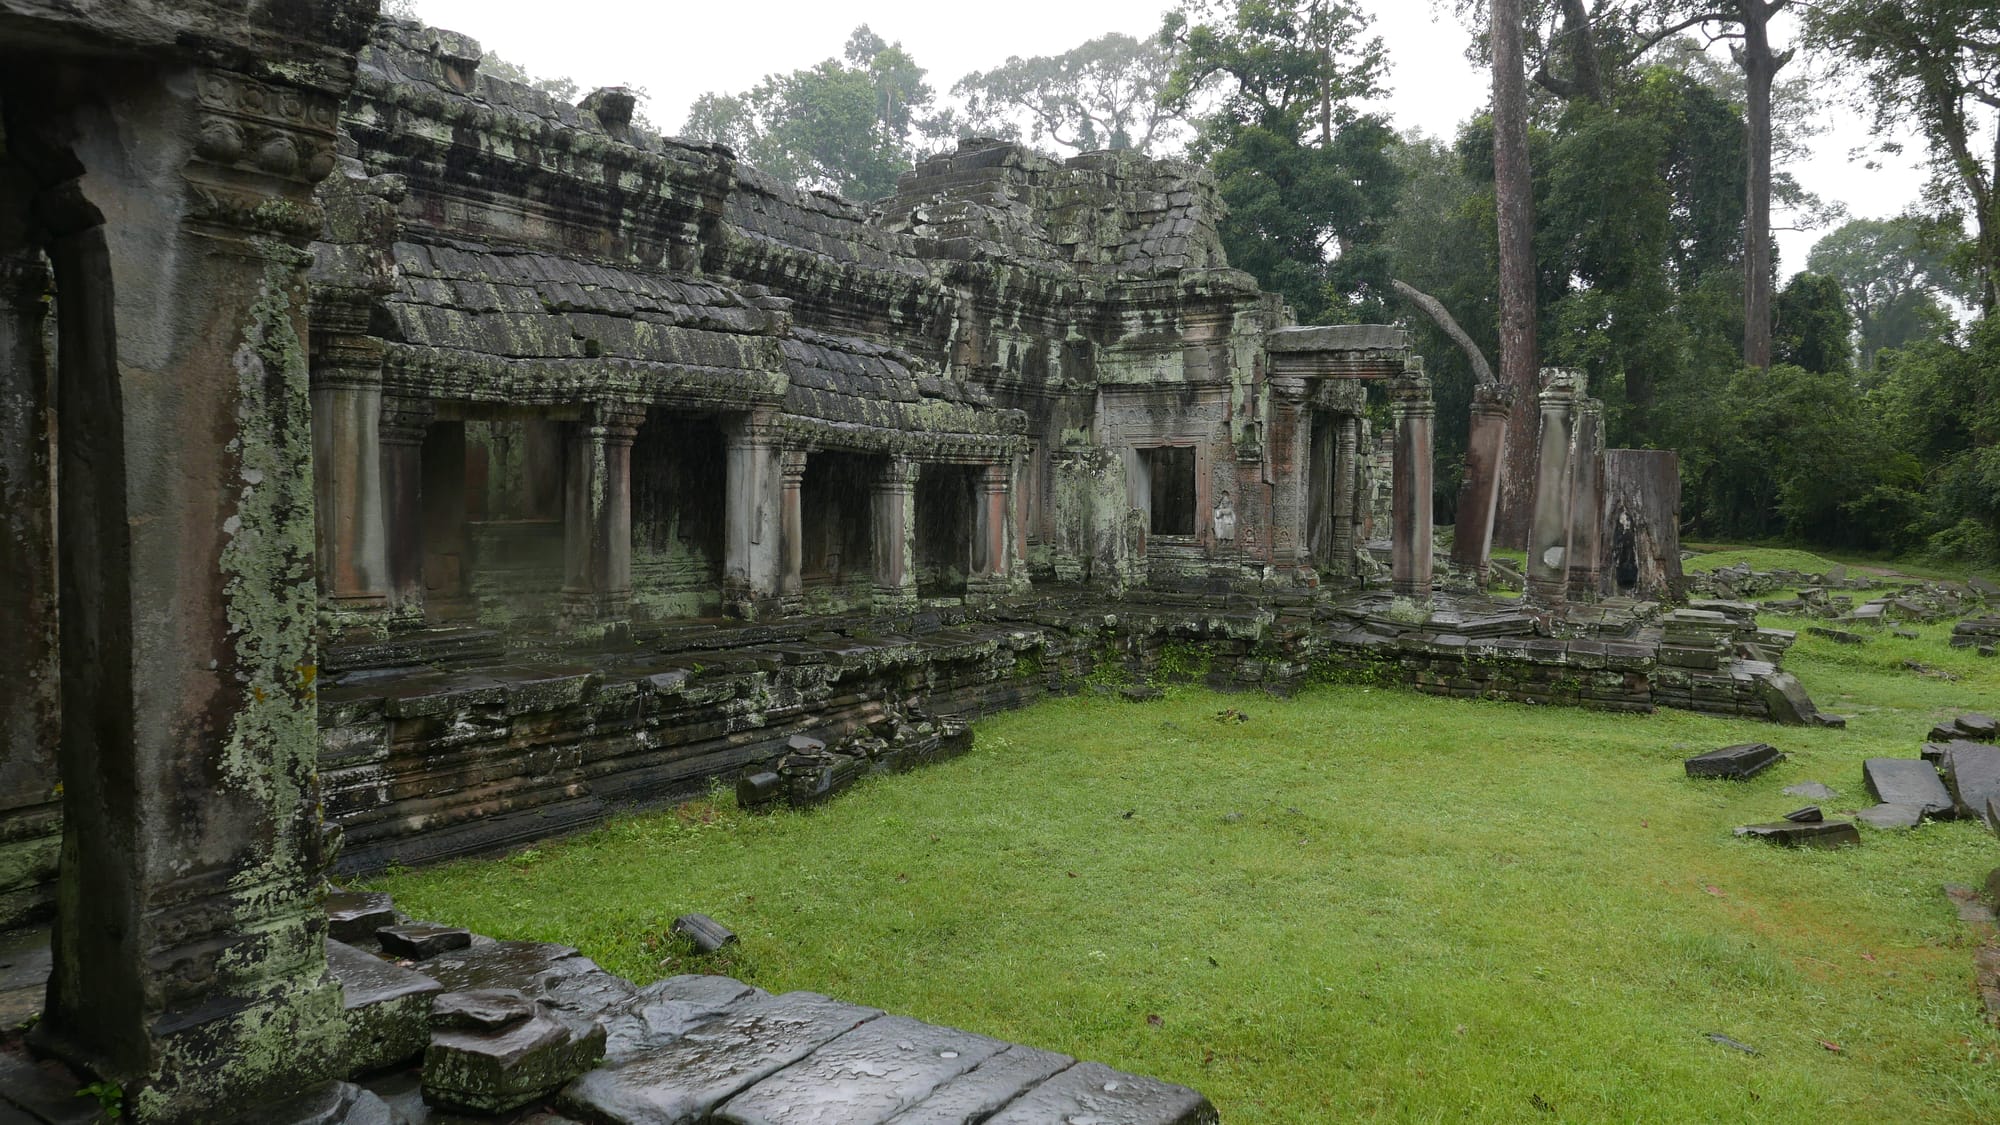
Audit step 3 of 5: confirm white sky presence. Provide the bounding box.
[403,0,1934,278]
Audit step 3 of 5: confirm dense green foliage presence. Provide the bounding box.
[375,614,2000,1122]
[1162,0,1401,323]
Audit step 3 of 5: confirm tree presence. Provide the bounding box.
[1806,216,1965,367]
[681,26,942,200]
[1161,0,1400,324]
[953,33,1186,156]
[1806,0,2000,313]
[1490,0,1540,546]
[479,50,580,105]
[1772,271,1853,373]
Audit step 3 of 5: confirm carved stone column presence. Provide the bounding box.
[778,448,807,611]
[562,404,644,628]
[1266,376,1313,582]
[968,459,1023,599]
[309,331,389,626]
[27,56,362,1117]
[1567,395,1606,602]
[872,456,920,611]
[1526,369,1584,606]
[1450,383,1516,589]
[1327,413,1361,581]
[378,396,434,624]
[723,411,784,617]
[1389,364,1436,599]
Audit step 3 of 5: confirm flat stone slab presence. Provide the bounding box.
[378,922,472,961]
[238,1080,399,1125]
[435,988,539,1031]
[982,1061,1218,1125]
[1854,803,1926,830]
[713,1014,1008,1124]
[1863,758,1953,816]
[562,991,883,1124]
[421,940,581,993]
[603,976,768,1063]
[882,1044,1074,1125]
[1734,820,1862,848]
[1782,781,1838,800]
[0,928,50,1031]
[1685,743,1784,780]
[1944,743,2000,820]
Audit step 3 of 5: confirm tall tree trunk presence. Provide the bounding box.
[1492,0,1539,548]
[1737,2,1789,369]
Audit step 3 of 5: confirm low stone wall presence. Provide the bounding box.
[317,596,1830,876]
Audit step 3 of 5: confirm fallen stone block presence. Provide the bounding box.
[672,913,737,954]
[1863,758,1953,817]
[1945,743,2000,821]
[737,771,784,810]
[1853,804,1926,830]
[326,890,397,946]
[1684,743,1784,781]
[424,990,608,1115]
[1733,820,1861,848]
[377,922,472,962]
[1931,713,2000,742]
[1809,626,1867,645]
[1782,806,1823,823]
[230,1079,400,1125]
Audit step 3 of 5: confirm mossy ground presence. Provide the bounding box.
[372,607,2000,1123]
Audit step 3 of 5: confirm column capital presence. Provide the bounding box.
[181,67,345,245]
[781,448,810,481]
[378,395,435,446]
[875,456,921,491]
[1470,382,1518,415]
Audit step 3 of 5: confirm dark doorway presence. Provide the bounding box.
[1141,446,1196,537]
[915,463,977,598]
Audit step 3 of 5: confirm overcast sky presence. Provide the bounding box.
[401,0,1935,278]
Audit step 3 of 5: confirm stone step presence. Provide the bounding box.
[328,938,442,1075]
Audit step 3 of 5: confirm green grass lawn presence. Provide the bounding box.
[371,622,2000,1122]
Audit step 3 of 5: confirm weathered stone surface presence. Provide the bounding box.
[982,1061,1218,1125]
[1685,743,1784,780]
[0,928,49,1032]
[1733,820,1862,848]
[425,1005,607,1115]
[328,938,441,1074]
[1863,758,1953,817]
[379,922,474,961]
[1854,804,1926,830]
[713,1015,1008,1124]
[561,991,882,1123]
[433,989,538,1032]
[882,1044,1075,1125]
[231,1080,399,1125]
[328,890,398,945]
[1782,806,1823,823]
[1782,781,1838,800]
[0,1050,95,1125]
[602,976,768,1063]
[421,941,582,994]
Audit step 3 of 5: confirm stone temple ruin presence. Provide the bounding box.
[0,4,1833,1121]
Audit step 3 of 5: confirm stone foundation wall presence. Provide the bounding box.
[317,599,1820,875]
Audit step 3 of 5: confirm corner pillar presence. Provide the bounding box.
[1267,377,1313,582]
[1326,413,1362,581]
[1526,369,1584,606]
[872,457,920,611]
[1449,383,1516,588]
[562,404,643,628]
[1389,365,1435,599]
[969,458,1024,599]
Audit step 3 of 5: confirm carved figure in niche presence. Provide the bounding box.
[1212,490,1237,541]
